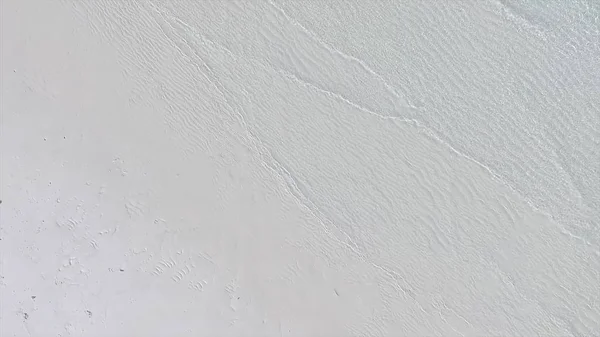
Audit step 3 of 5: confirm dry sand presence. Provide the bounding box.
[2,0,599,336]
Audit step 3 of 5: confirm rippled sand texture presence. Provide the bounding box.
[2,0,599,336]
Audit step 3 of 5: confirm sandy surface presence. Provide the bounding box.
[1,0,599,336]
